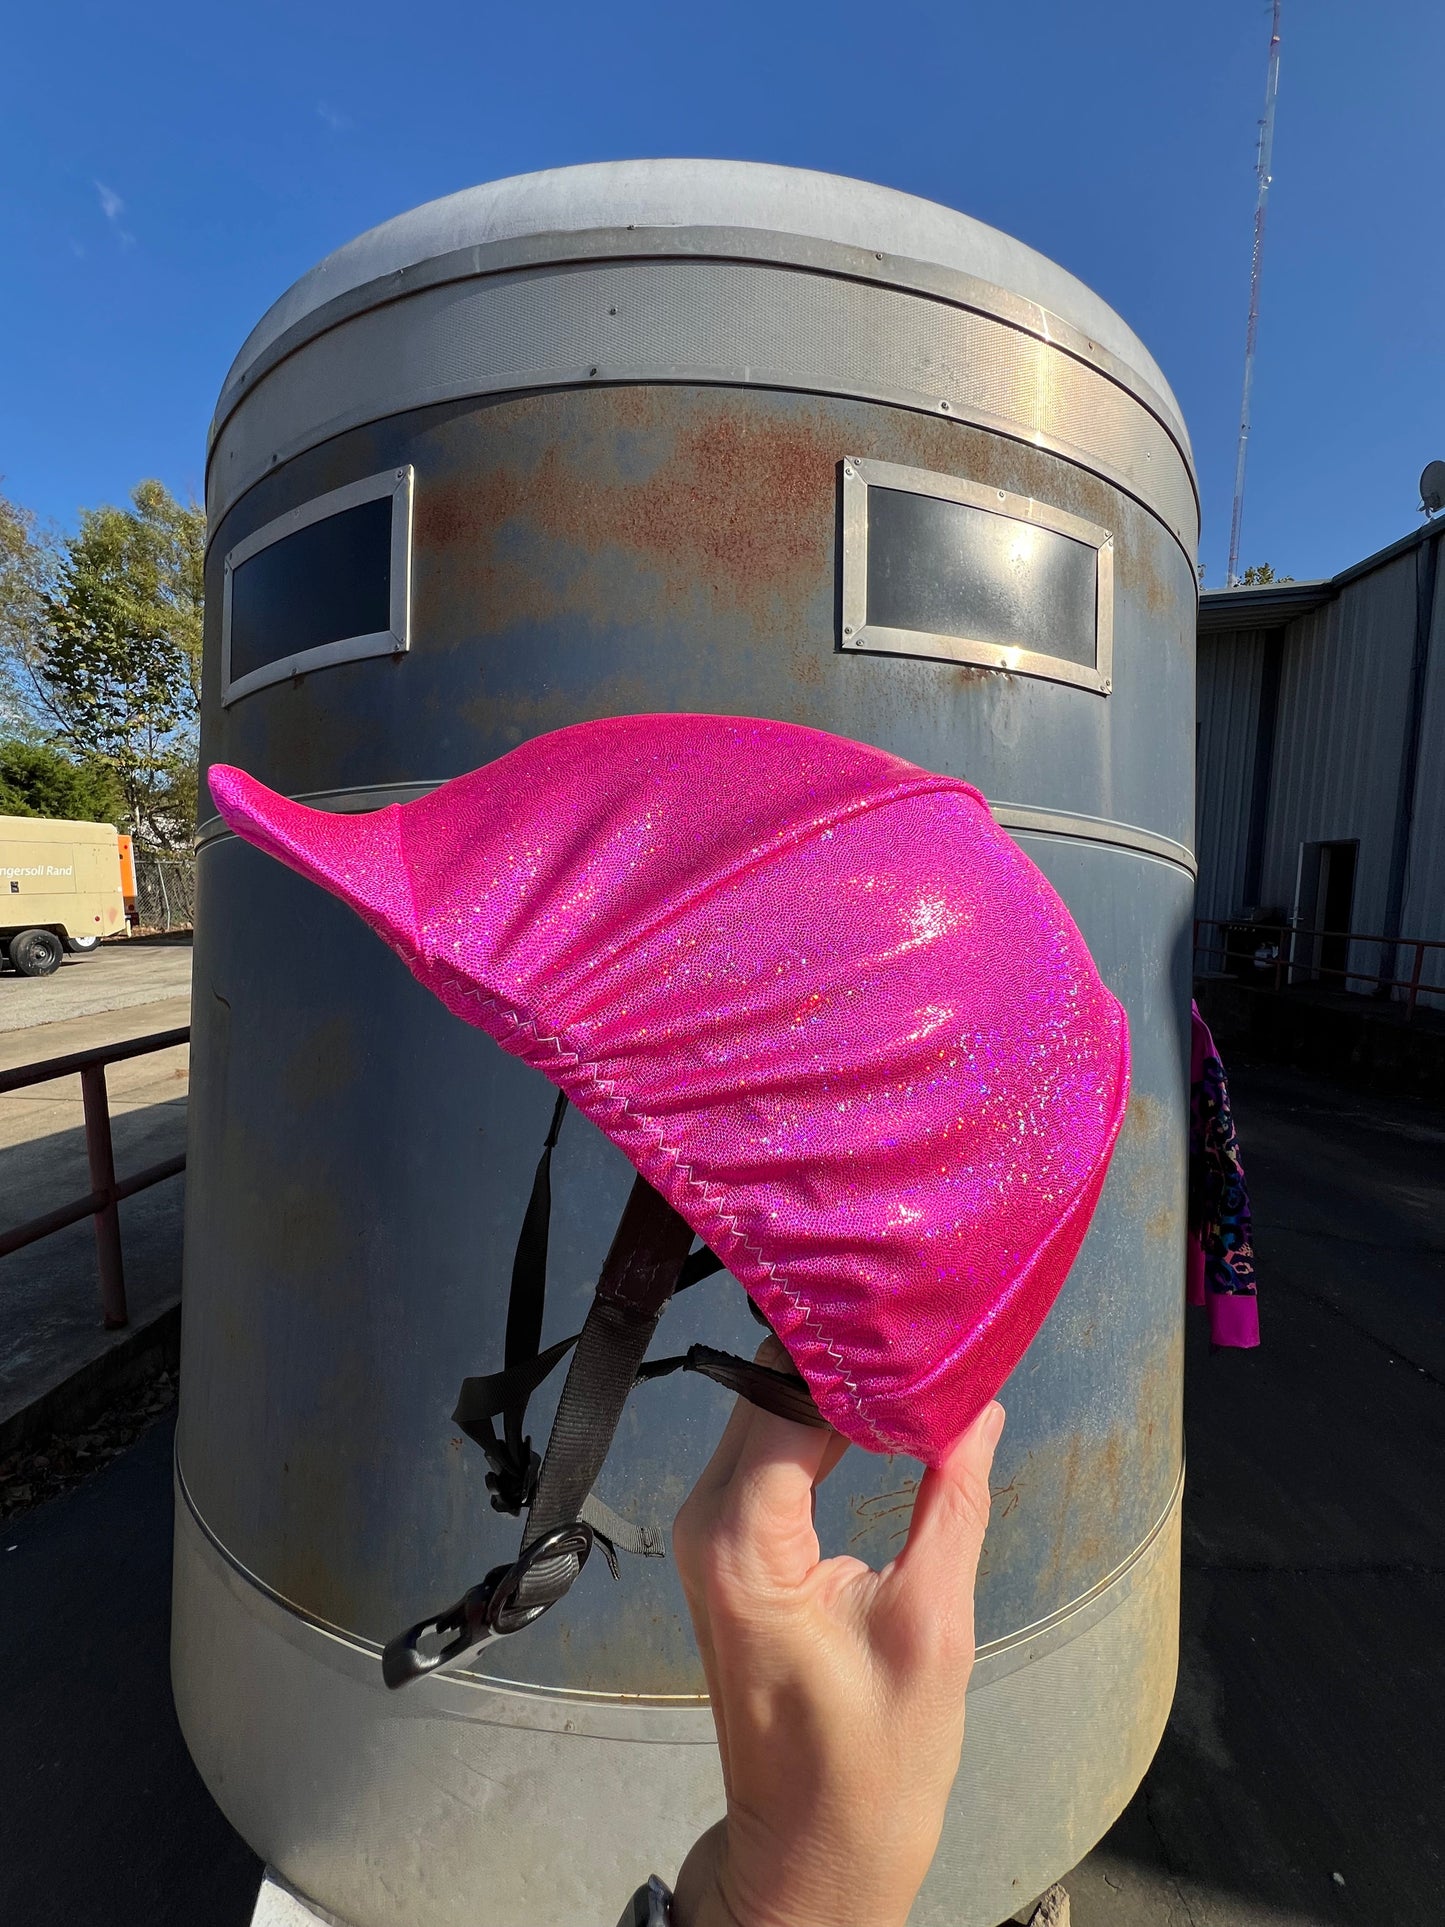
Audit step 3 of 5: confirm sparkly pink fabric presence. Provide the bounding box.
[208,715,1129,1463]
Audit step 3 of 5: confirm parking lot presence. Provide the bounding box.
[0,936,193,1034]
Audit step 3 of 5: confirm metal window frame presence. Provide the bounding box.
[839,457,1114,696]
[220,466,414,707]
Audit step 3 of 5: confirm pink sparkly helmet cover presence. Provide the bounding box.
[208,715,1129,1464]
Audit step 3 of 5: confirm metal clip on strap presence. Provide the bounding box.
[385,1161,703,1689]
[381,1521,593,1690]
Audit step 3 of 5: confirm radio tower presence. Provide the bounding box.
[1226,1,1283,587]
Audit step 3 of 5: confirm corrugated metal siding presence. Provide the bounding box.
[1194,630,1266,931]
[1399,532,1445,1009]
[1262,552,1419,988]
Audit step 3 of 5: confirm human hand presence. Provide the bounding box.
[671,1339,1004,1927]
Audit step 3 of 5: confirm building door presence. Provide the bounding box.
[1292,839,1358,986]
[1319,841,1358,983]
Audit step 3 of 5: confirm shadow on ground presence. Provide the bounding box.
[0,1058,1441,1925]
[0,1102,187,1424]
[1071,1059,1445,1927]
[0,1418,263,1922]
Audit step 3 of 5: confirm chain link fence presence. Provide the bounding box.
[132,848,197,933]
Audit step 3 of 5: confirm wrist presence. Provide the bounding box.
[675,1854,914,1927]
[671,1876,745,1927]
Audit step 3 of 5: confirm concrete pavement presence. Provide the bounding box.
[0,1056,1441,1926]
[0,946,191,1440]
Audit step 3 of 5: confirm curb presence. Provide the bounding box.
[0,1300,181,1459]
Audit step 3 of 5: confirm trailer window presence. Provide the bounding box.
[839,458,1113,696]
[220,467,413,705]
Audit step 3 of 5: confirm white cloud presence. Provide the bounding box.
[94,179,135,248]
[317,100,352,132]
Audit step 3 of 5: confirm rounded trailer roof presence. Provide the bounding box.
[220,159,1186,449]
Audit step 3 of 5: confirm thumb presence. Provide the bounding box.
[892,1401,1005,1611]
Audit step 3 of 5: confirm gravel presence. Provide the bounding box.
[0,1366,178,1520]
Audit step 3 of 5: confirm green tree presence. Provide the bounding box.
[0,490,57,736]
[26,481,204,850]
[1239,563,1295,585]
[0,738,126,823]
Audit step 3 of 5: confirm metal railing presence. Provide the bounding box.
[1193,917,1445,1022]
[0,1027,189,1328]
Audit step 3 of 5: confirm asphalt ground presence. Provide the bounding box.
[1,1056,1441,1927]
[0,934,193,1033]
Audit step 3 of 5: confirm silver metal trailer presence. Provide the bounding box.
[174,160,1197,1927]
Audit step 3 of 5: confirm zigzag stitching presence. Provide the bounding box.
[668,1161,882,1445]
[434,970,889,1449]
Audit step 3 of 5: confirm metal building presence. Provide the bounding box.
[1196,516,1445,1010]
[174,160,1197,1927]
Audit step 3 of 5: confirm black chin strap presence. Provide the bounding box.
[382,1101,823,1688]
[636,1343,826,1428]
[504,1175,696,1620]
[466,1090,569,1519]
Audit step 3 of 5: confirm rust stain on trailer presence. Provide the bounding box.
[208,386,1191,800]
[1115,1086,1175,1230]
[1145,1199,1181,1248]
[1015,1334,1179,1608]
[1119,1087,1167,1151]
[848,1475,922,1552]
[1033,1431,1118,1598]
[415,390,840,635]
[409,383,1170,703]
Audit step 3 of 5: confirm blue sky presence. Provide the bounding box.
[1,0,1439,586]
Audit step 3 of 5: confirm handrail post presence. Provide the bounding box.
[1406,941,1424,1024]
[80,1061,128,1329]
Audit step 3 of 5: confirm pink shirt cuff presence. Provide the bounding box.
[1208,1290,1260,1349]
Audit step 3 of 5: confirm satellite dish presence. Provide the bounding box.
[1421,461,1445,516]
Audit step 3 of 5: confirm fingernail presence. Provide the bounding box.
[981,1402,1006,1451]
